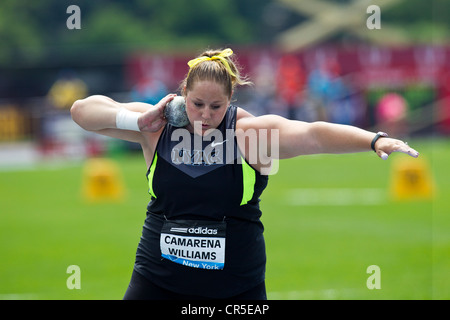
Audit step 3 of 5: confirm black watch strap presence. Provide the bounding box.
[371,132,388,152]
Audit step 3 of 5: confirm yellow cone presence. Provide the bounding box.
[82,158,125,202]
[389,156,435,201]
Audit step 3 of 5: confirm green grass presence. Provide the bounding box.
[0,138,449,299]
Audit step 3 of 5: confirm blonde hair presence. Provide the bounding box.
[181,48,252,98]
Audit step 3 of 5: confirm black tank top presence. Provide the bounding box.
[133,106,269,298]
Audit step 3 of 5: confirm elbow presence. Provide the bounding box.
[70,99,83,125]
[70,98,90,130]
[70,95,117,132]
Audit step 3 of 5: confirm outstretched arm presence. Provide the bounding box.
[238,115,419,160]
[298,121,419,160]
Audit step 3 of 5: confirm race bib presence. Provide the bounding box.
[160,220,226,270]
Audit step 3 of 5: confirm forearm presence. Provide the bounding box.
[71,95,152,132]
[309,121,375,154]
[71,93,175,144]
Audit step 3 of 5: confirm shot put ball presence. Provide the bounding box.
[164,96,190,127]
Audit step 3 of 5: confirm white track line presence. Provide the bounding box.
[285,188,385,206]
[0,293,38,300]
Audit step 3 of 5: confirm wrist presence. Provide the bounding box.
[116,108,140,131]
[371,131,388,152]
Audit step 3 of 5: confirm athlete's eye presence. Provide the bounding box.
[194,102,203,107]
[211,105,221,110]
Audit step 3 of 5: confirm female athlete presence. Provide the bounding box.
[71,48,419,300]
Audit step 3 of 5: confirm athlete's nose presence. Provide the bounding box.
[202,108,211,120]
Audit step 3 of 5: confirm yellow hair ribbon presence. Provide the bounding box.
[187,48,236,77]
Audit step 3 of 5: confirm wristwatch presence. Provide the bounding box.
[371,132,388,152]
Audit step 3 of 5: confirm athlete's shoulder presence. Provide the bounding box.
[236,106,255,121]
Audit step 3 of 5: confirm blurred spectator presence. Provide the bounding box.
[47,69,88,110]
[248,53,277,116]
[306,60,331,121]
[376,92,408,137]
[325,62,359,125]
[276,54,305,120]
[306,57,359,125]
[130,76,168,105]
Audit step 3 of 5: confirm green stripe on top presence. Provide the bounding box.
[148,151,158,198]
[240,156,256,206]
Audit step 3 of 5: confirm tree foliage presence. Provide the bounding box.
[0,0,447,68]
[0,0,272,67]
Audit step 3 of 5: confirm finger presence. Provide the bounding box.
[377,150,389,160]
[393,143,420,158]
[165,93,178,102]
[156,94,177,110]
[401,147,420,158]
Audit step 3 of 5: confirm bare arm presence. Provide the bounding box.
[298,121,419,159]
[71,95,118,132]
[70,94,176,143]
[238,114,419,160]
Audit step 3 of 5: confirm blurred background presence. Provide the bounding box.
[0,0,449,300]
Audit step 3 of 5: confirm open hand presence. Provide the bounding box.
[374,138,420,160]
